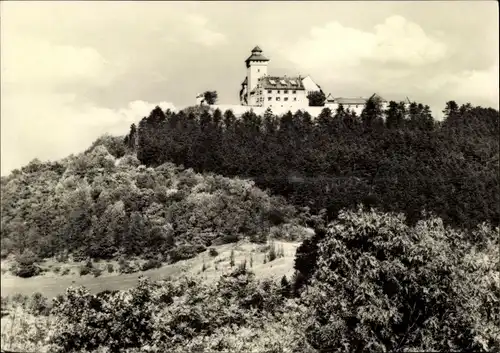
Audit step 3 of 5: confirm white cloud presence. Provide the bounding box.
[185,14,227,47]
[0,27,175,175]
[371,15,447,66]
[285,15,447,73]
[0,92,176,175]
[422,65,500,108]
[1,35,116,91]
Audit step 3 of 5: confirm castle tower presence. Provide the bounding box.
[245,46,269,105]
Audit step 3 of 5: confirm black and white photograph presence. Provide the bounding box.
[1,1,499,352]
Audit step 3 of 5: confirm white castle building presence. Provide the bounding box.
[238,46,388,114]
[239,46,322,110]
[197,46,392,117]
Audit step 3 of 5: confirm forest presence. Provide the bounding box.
[1,97,499,352]
[130,98,499,229]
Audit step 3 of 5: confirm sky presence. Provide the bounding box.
[1,1,498,175]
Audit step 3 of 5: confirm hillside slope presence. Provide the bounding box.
[1,239,303,298]
[1,135,309,279]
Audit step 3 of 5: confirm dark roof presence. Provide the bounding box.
[370,93,387,102]
[245,46,269,67]
[258,76,305,90]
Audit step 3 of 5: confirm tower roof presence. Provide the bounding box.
[245,45,269,67]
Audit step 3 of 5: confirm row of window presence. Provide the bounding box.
[267,90,296,94]
[258,97,298,102]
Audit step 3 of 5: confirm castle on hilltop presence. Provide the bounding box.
[196,46,389,117]
[238,46,387,112]
[239,46,322,110]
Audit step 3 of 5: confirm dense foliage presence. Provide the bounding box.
[39,269,310,353]
[131,100,499,229]
[302,208,500,352]
[2,210,498,353]
[0,137,301,267]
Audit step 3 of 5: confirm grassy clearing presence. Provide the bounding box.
[0,240,301,299]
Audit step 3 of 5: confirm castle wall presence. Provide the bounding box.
[211,104,327,118]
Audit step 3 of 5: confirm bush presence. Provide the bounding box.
[79,265,92,276]
[169,244,206,263]
[92,267,102,277]
[107,263,114,273]
[61,267,71,276]
[209,248,219,257]
[268,242,277,262]
[52,265,61,274]
[141,259,162,271]
[118,259,138,274]
[79,258,94,276]
[11,293,29,308]
[12,250,41,278]
[303,208,500,352]
[28,292,50,316]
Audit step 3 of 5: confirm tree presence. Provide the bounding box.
[304,208,500,352]
[230,249,235,267]
[307,91,326,107]
[293,227,327,293]
[385,101,402,129]
[203,91,218,105]
[443,100,459,121]
[361,95,384,128]
[280,275,291,298]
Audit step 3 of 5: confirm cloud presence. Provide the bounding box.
[285,15,447,73]
[0,27,174,175]
[162,14,227,47]
[422,65,500,108]
[1,35,116,91]
[0,92,176,175]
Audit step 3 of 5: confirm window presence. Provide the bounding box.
[284,97,289,101]
[268,90,272,94]
[294,97,297,101]
[292,90,296,94]
[284,90,288,94]
[277,90,280,94]
[280,79,287,85]
[258,69,260,72]
[290,80,297,85]
[269,79,276,85]
[268,97,272,101]
[276,97,281,101]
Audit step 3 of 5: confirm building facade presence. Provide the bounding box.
[240,46,321,110]
[227,46,394,115]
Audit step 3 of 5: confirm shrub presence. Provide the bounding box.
[169,244,206,263]
[141,258,162,271]
[61,267,71,276]
[11,293,29,308]
[92,267,102,277]
[107,263,114,273]
[230,249,235,267]
[268,242,277,262]
[118,259,132,274]
[12,250,41,278]
[52,265,61,274]
[303,208,500,352]
[209,248,219,257]
[79,265,92,276]
[55,251,69,263]
[28,292,50,316]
